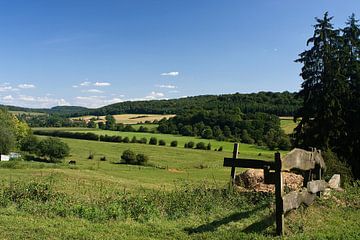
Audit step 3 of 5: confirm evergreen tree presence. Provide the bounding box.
[294,12,348,150]
[342,14,360,177]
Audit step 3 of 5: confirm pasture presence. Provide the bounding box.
[280,117,298,135]
[0,136,359,239]
[71,114,175,124]
[32,127,278,154]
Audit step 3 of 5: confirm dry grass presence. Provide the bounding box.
[71,114,175,124]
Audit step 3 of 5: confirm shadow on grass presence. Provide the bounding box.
[24,155,60,163]
[184,204,275,235]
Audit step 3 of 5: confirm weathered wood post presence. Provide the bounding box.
[230,143,239,185]
[274,152,284,236]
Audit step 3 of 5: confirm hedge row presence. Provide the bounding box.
[33,131,218,151]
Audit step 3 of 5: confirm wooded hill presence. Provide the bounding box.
[2,91,300,117]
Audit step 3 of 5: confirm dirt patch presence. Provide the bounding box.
[235,169,304,193]
[168,168,184,173]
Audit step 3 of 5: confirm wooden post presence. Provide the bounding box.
[275,152,284,236]
[230,143,239,185]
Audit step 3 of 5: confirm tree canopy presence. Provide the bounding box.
[295,12,360,178]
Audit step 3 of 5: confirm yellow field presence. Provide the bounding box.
[71,114,175,124]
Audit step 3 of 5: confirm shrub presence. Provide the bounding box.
[123,125,136,132]
[37,137,70,162]
[88,153,94,160]
[322,149,353,185]
[218,146,223,152]
[158,140,166,146]
[138,137,147,144]
[206,143,211,150]
[136,154,149,165]
[122,137,130,143]
[100,156,106,161]
[131,136,137,143]
[184,143,188,148]
[196,142,207,150]
[121,149,136,164]
[149,137,157,145]
[170,140,178,147]
[138,126,149,132]
[20,134,39,154]
[187,141,194,148]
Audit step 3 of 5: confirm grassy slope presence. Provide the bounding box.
[280,118,298,135]
[32,127,280,154]
[0,136,358,239]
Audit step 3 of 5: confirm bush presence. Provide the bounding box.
[37,137,70,163]
[100,156,106,161]
[138,137,147,144]
[88,152,94,160]
[100,135,122,143]
[121,149,136,164]
[322,149,353,185]
[184,143,188,148]
[218,146,223,151]
[159,140,166,146]
[170,140,178,147]
[149,137,157,145]
[187,141,195,148]
[206,143,211,150]
[20,134,39,154]
[136,154,149,165]
[196,142,207,150]
[131,136,137,143]
[122,137,130,143]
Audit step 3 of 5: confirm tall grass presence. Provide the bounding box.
[0,179,273,222]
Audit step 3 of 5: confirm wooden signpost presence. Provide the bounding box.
[223,144,326,236]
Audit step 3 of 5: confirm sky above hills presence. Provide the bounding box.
[0,0,358,108]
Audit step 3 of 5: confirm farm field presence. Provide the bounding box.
[32,127,279,155]
[0,137,359,239]
[280,117,298,135]
[10,110,46,116]
[71,114,175,124]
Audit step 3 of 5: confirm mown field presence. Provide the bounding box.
[32,127,278,155]
[279,117,298,135]
[0,130,359,239]
[71,114,175,124]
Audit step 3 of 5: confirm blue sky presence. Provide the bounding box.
[0,0,358,108]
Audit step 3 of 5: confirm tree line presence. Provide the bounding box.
[157,110,291,150]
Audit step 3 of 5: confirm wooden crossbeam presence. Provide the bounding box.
[223,158,276,170]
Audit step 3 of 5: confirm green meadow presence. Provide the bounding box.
[0,132,359,239]
[32,127,280,154]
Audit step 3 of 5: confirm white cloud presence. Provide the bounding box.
[82,89,104,93]
[160,71,179,76]
[0,94,70,108]
[0,86,15,92]
[94,82,111,87]
[2,95,13,101]
[75,96,123,108]
[144,91,165,100]
[18,84,35,89]
[80,81,91,86]
[72,85,78,88]
[157,84,177,89]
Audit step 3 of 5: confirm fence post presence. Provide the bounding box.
[230,143,239,185]
[275,152,284,236]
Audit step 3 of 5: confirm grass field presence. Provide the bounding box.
[10,110,46,116]
[32,127,280,155]
[280,117,298,135]
[71,114,175,124]
[0,129,358,239]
